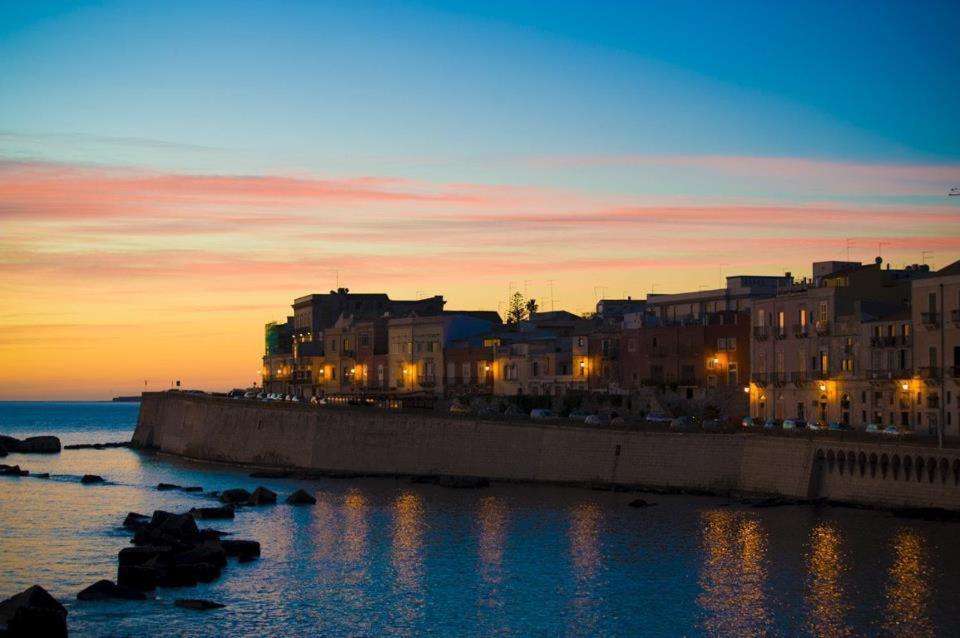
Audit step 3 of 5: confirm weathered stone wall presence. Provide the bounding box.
[134,393,960,511]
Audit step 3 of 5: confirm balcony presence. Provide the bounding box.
[792,324,809,338]
[753,326,770,341]
[789,371,807,384]
[750,372,769,385]
[870,336,897,348]
[921,312,940,328]
[417,375,437,388]
[927,396,940,409]
[771,372,786,385]
[774,329,788,340]
[815,320,830,336]
[919,366,939,379]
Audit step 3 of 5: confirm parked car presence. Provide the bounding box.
[585,413,611,426]
[449,402,471,415]
[646,412,672,423]
[882,425,903,436]
[291,395,302,403]
[865,423,881,433]
[530,408,556,419]
[702,418,722,430]
[805,421,821,430]
[741,417,756,428]
[568,410,591,421]
[782,419,797,430]
[669,416,697,431]
[827,422,850,431]
[243,391,258,399]
[763,418,779,429]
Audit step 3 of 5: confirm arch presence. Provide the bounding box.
[880,453,890,479]
[903,455,913,481]
[858,452,867,477]
[847,451,856,478]
[826,449,836,473]
[939,458,949,484]
[816,448,825,460]
[837,450,846,475]
[954,459,960,486]
[927,457,937,483]
[869,453,878,478]
[916,457,925,483]
[891,454,901,480]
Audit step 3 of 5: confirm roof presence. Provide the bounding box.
[935,259,960,277]
[443,310,502,323]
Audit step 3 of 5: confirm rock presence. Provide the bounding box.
[182,486,203,493]
[152,511,200,541]
[238,554,257,564]
[0,444,6,457]
[63,441,130,450]
[174,598,225,611]
[173,541,227,569]
[249,471,291,478]
[16,436,61,454]
[77,579,146,601]
[158,562,220,587]
[285,489,317,505]
[123,512,150,530]
[628,498,657,508]
[0,465,28,477]
[0,435,21,452]
[436,475,489,489]
[0,584,68,638]
[220,540,260,559]
[189,506,235,520]
[117,557,159,591]
[218,488,251,505]
[118,545,172,566]
[157,483,181,491]
[247,486,277,505]
[80,474,104,484]
[198,528,231,540]
[33,473,50,479]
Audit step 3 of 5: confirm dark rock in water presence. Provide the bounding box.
[436,475,489,489]
[117,558,159,591]
[0,444,6,457]
[33,473,50,479]
[747,496,800,509]
[159,562,220,587]
[0,584,68,638]
[0,465,29,477]
[247,486,277,505]
[0,435,20,451]
[80,474,104,484]
[157,483,181,491]
[238,554,257,564]
[409,475,438,484]
[628,498,656,508]
[16,436,61,454]
[174,598,225,611]
[118,545,172,567]
[64,441,130,450]
[77,579,146,601]
[198,528,231,540]
[189,506,235,520]
[219,488,251,505]
[152,511,199,540]
[123,512,150,530]
[182,486,203,493]
[285,489,317,505]
[173,541,227,569]
[220,540,260,559]
[250,471,291,479]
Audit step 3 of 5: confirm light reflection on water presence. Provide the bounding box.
[697,510,771,637]
[1,402,960,637]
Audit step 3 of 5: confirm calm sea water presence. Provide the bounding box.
[1,402,958,637]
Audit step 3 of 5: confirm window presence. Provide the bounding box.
[462,362,472,382]
[531,361,540,377]
[727,338,736,351]
[776,352,784,374]
[447,364,456,382]
[330,339,337,353]
[818,301,828,323]
[360,333,370,347]
[717,338,726,351]
[652,336,659,348]
[799,307,807,328]
[377,365,384,386]
[819,350,828,374]
[577,337,584,347]
[777,310,785,335]
[707,374,717,388]
[757,309,766,327]
[727,363,738,385]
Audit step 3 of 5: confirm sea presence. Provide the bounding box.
[1,401,958,637]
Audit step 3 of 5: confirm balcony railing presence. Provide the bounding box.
[775,328,787,340]
[771,372,786,385]
[815,320,830,336]
[919,366,939,379]
[792,324,809,338]
[921,312,940,328]
[789,371,807,384]
[870,336,898,348]
[418,375,437,388]
[753,326,770,341]
[751,372,769,384]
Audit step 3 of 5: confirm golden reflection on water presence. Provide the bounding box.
[883,529,934,638]
[342,490,368,567]
[697,510,771,637]
[569,502,602,581]
[391,491,425,589]
[805,522,852,637]
[477,496,507,585]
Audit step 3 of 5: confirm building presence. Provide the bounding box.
[645,274,792,326]
[291,289,445,343]
[749,259,932,427]
[911,260,960,438]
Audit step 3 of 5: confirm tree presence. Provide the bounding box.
[507,291,527,325]
[525,298,538,317]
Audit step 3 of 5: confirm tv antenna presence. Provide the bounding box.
[546,280,556,312]
[949,187,959,196]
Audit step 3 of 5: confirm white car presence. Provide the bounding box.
[865,423,881,433]
[530,408,556,419]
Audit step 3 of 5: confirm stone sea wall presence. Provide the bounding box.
[133,393,960,511]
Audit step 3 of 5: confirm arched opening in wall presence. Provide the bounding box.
[818,394,828,424]
[880,454,890,479]
[939,458,949,483]
[903,455,913,481]
[858,452,867,477]
[827,449,836,473]
[891,454,901,480]
[847,451,856,478]
[840,394,851,425]
[927,457,937,483]
[837,450,846,475]
[953,459,960,486]
[869,453,878,478]
[916,457,925,483]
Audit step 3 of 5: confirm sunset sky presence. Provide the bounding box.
[2,1,959,399]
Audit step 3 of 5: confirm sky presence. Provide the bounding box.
[1,0,959,399]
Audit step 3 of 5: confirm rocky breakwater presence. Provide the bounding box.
[0,434,61,455]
